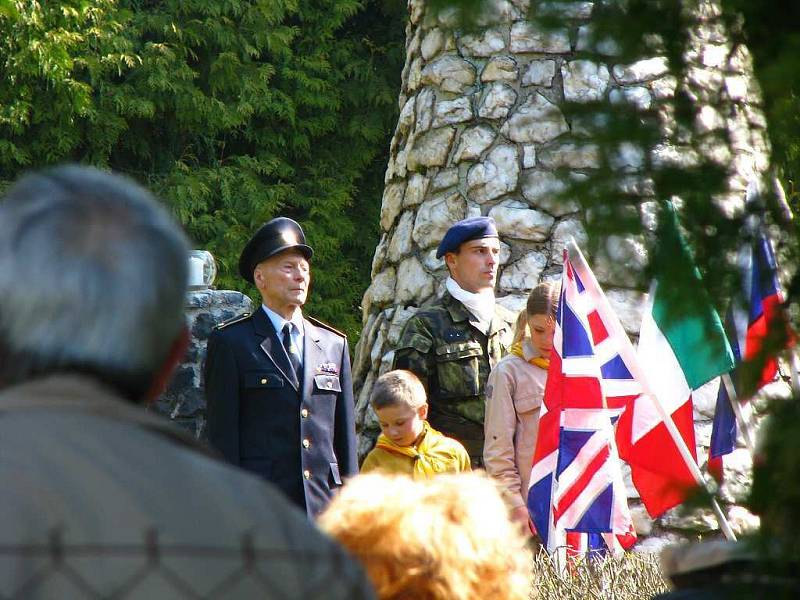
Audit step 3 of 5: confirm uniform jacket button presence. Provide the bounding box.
[301,408,309,418]
[302,439,310,449]
[260,378,267,384]
[303,470,311,480]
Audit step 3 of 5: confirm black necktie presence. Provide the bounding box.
[282,323,301,379]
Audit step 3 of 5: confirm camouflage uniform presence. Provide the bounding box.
[393,291,514,464]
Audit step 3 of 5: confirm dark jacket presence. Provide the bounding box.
[393,291,514,460]
[0,375,374,599]
[205,308,357,517]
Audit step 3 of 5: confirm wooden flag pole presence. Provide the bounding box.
[789,349,800,395]
[720,373,756,453]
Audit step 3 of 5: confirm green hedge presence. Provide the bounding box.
[0,0,405,341]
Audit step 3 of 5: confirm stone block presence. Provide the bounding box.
[501,92,569,143]
[415,87,436,132]
[421,55,477,93]
[612,57,669,84]
[538,141,601,169]
[551,218,588,259]
[380,182,406,230]
[522,145,536,169]
[458,27,507,57]
[538,2,593,18]
[562,60,610,102]
[478,82,517,120]
[421,28,445,61]
[431,168,459,192]
[489,199,555,241]
[481,56,518,82]
[404,172,428,207]
[371,234,388,278]
[576,25,621,56]
[609,86,652,110]
[606,288,645,334]
[396,256,435,304]
[660,507,719,532]
[366,267,397,309]
[498,251,548,292]
[407,126,456,170]
[594,234,647,287]
[432,96,474,127]
[454,124,496,162]
[412,192,468,249]
[510,21,570,53]
[496,293,527,314]
[521,60,556,87]
[388,210,415,261]
[466,145,519,203]
[521,170,580,215]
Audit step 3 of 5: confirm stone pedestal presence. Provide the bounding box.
[152,289,253,439]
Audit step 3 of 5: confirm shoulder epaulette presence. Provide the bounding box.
[213,312,252,330]
[306,315,346,338]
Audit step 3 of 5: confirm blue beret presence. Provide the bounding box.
[436,216,499,258]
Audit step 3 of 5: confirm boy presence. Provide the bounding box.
[361,370,471,478]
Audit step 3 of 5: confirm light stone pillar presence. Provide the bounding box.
[353,0,780,549]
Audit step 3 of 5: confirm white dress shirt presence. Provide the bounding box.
[262,304,304,367]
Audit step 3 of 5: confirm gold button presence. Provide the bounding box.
[301,408,309,418]
[302,439,310,449]
[303,470,311,480]
[260,378,267,385]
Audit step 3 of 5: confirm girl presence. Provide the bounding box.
[483,281,559,528]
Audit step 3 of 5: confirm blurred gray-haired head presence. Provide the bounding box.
[0,165,189,400]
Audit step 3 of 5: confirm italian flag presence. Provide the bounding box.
[616,205,734,517]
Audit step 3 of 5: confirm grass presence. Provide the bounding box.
[531,549,670,599]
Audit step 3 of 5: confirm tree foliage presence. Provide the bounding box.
[0,0,406,340]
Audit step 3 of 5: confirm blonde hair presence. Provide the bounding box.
[511,281,561,346]
[318,472,531,600]
[370,369,427,410]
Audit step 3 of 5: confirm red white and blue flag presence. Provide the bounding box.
[528,246,637,557]
[709,230,790,481]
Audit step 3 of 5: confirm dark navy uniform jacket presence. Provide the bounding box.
[204,308,357,518]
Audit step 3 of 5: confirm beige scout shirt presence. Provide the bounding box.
[483,341,547,510]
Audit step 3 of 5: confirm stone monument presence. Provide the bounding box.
[352,0,782,550]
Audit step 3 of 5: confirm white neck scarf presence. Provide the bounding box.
[445,277,495,334]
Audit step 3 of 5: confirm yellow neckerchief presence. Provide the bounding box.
[374,421,450,479]
[510,341,549,370]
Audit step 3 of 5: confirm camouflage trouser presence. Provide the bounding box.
[428,408,484,468]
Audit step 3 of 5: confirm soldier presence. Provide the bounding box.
[393,216,514,466]
[205,217,358,518]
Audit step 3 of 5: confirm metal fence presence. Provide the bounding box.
[0,529,369,599]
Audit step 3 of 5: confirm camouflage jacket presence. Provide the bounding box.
[393,291,514,430]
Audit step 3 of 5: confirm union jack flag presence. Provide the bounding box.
[528,245,637,557]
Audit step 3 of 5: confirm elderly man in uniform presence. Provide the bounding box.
[393,216,514,466]
[205,217,357,517]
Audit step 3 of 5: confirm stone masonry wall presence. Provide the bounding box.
[352,0,778,551]
[153,290,253,439]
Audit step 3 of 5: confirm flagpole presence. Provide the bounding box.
[567,240,738,542]
[720,373,756,453]
[789,349,800,395]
